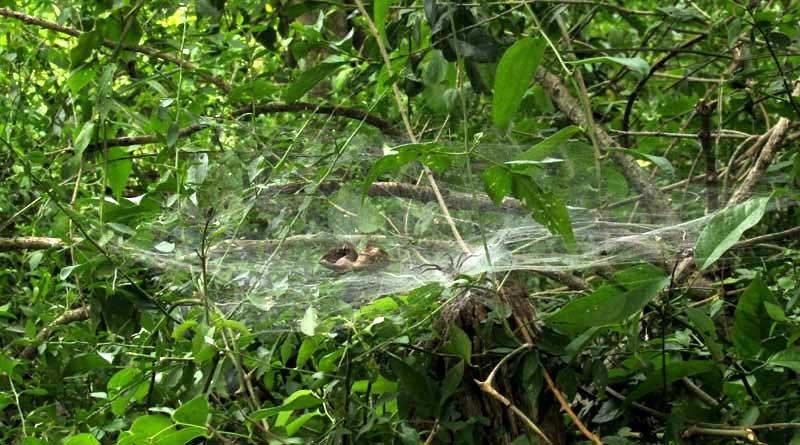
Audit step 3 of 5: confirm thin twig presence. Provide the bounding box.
[542,366,603,445]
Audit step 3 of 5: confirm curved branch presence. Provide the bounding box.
[621,34,707,147]
[0,7,231,92]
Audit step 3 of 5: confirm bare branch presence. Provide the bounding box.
[0,237,65,252]
[728,117,790,206]
[20,306,92,360]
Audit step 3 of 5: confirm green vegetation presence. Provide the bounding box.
[1,1,799,444]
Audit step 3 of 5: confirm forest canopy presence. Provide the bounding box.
[1,1,799,444]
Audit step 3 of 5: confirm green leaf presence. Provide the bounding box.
[130,415,173,436]
[695,197,770,270]
[629,360,713,400]
[284,62,347,103]
[569,56,650,75]
[767,348,800,372]
[391,356,438,417]
[374,0,392,46]
[733,275,775,359]
[172,395,209,427]
[73,122,95,156]
[548,265,669,332]
[166,122,180,148]
[152,426,207,445]
[67,68,96,95]
[515,126,582,162]
[363,143,444,198]
[286,410,322,436]
[511,174,575,250]
[107,147,133,200]
[423,50,448,85]
[71,29,101,66]
[440,360,464,405]
[251,389,323,420]
[492,38,546,129]
[482,166,513,205]
[296,337,319,368]
[445,326,472,364]
[299,306,318,336]
[229,79,278,103]
[685,308,724,362]
[64,433,100,445]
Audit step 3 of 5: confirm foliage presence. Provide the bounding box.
[1,1,799,445]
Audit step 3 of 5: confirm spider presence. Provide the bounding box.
[416,252,476,276]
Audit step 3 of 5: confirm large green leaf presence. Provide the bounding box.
[374,0,392,46]
[695,197,770,270]
[733,275,775,359]
[548,265,669,332]
[492,37,546,129]
[284,62,348,103]
[172,395,209,427]
[64,434,100,445]
[482,165,513,205]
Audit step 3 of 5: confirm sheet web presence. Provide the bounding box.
[116,169,730,330]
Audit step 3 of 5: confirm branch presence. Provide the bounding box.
[734,226,800,249]
[233,103,398,135]
[0,7,231,92]
[0,236,65,252]
[85,102,398,152]
[728,117,790,206]
[260,180,523,211]
[696,99,718,212]
[535,68,675,220]
[20,305,92,360]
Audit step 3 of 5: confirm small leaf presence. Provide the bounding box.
[482,166,512,205]
[166,122,180,148]
[251,389,323,420]
[511,174,575,250]
[154,241,175,253]
[73,122,95,156]
[446,326,472,364]
[685,308,724,362]
[515,126,582,162]
[64,433,100,445]
[569,56,650,75]
[440,360,464,405]
[492,37,546,129]
[284,62,347,103]
[107,147,133,200]
[695,197,770,270]
[299,306,318,336]
[67,68,96,95]
[229,79,278,103]
[71,29,101,66]
[172,395,209,427]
